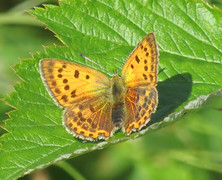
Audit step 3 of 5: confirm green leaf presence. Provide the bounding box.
[1,0,222,179]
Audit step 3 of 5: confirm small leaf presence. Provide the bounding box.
[1,0,222,179]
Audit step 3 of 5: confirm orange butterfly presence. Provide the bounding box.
[40,32,159,141]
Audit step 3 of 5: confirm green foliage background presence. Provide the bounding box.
[0,0,222,179]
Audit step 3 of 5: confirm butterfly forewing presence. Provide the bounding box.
[121,33,158,87]
[40,59,110,107]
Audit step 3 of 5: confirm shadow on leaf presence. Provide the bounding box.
[149,73,192,124]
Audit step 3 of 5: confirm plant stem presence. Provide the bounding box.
[55,161,86,180]
[0,13,44,27]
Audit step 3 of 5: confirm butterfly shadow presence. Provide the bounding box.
[149,73,192,124]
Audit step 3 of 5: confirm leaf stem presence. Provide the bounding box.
[55,161,86,180]
[8,0,49,14]
[0,13,44,27]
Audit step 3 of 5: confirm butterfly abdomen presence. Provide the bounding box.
[111,102,125,127]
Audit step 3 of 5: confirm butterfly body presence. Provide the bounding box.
[40,32,159,141]
[110,75,127,128]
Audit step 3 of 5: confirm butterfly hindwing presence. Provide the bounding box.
[124,86,158,134]
[64,95,115,140]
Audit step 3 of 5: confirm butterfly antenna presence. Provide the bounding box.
[79,54,110,73]
[113,70,120,76]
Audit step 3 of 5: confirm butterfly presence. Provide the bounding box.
[40,32,159,141]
